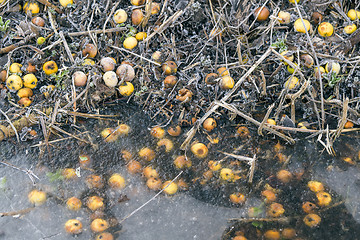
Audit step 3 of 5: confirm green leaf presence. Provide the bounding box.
[0,177,6,189]
[0,16,10,32]
[252,206,263,216]
[46,170,64,182]
[251,221,263,228]
[271,38,287,52]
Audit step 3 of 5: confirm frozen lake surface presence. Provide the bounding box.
[0,155,250,240]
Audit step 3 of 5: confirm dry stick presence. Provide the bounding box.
[68,27,126,36]
[39,116,51,161]
[258,103,275,136]
[271,49,305,81]
[158,0,168,16]
[273,89,287,122]
[332,3,352,25]
[102,0,120,34]
[305,96,359,117]
[47,9,58,35]
[317,125,334,155]
[228,217,290,224]
[39,39,62,52]
[270,124,360,134]
[248,155,256,183]
[142,0,153,28]
[0,0,9,8]
[0,207,35,217]
[144,11,183,42]
[59,31,74,63]
[30,132,89,147]
[294,1,325,129]
[119,171,183,224]
[0,161,39,185]
[319,200,346,214]
[260,70,267,96]
[269,7,281,45]
[180,47,273,150]
[345,61,359,87]
[87,7,97,47]
[248,0,270,30]
[0,44,17,55]
[36,0,62,14]
[49,124,92,145]
[290,99,295,124]
[317,52,343,61]
[207,0,217,26]
[71,74,77,124]
[183,16,223,68]
[0,108,19,142]
[271,49,306,122]
[237,40,244,65]
[144,0,194,43]
[50,100,60,125]
[217,101,295,143]
[332,97,349,142]
[111,45,161,66]
[268,62,283,82]
[0,35,38,55]
[61,83,90,110]
[219,151,256,183]
[306,87,322,129]
[58,110,119,119]
[287,79,310,124]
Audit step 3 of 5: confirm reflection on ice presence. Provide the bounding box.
[315,166,360,223]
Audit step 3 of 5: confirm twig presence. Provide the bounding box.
[332,97,349,142]
[258,103,274,136]
[144,0,194,43]
[228,217,290,224]
[36,0,62,14]
[87,6,97,46]
[71,73,77,123]
[271,49,305,81]
[142,0,152,28]
[0,108,19,142]
[68,27,126,36]
[294,1,325,129]
[102,1,120,34]
[0,36,39,55]
[47,9,58,35]
[50,100,60,125]
[0,207,35,217]
[317,126,335,155]
[0,161,39,185]
[39,116,51,161]
[219,151,256,183]
[119,171,183,224]
[286,79,310,123]
[57,110,119,119]
[216,101,295,143]
[59,31,74,63]
[111,45,161,66]
[49,124,93,145]
[307,87,322,130]
[260,70,267,96]
[60,81,91,110]
[30,132,89,147]
[180,47,273,149]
